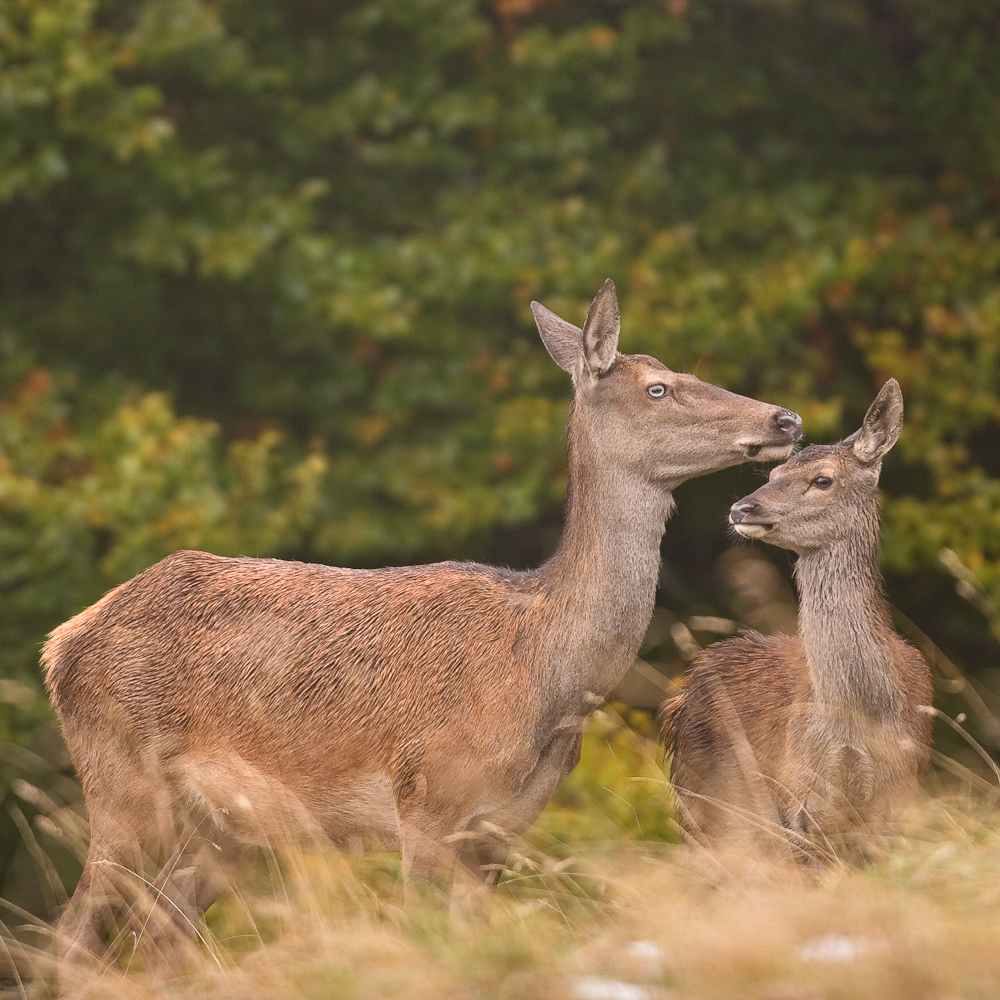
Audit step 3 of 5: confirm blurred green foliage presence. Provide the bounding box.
[2,0,1000,911]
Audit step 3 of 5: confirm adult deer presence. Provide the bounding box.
[45,279,801,976]
[664,380,932,862]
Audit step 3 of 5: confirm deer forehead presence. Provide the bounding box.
[616,353,671,380]
[768,457,839,483]
[600,355,674,397]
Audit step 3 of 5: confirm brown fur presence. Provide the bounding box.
[664,380,932,861]
[43,279,801,981]
[665,631,932,856]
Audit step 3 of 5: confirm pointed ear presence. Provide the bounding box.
[530,301,583,374]
[580,278,620,384]
[531,279,621,386]
[852,378,904,465]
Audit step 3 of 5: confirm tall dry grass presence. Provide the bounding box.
[4,708,1000,1000]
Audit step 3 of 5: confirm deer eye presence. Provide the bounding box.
[811,476,833,489]
[646,383,671,399]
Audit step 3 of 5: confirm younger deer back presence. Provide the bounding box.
[664,380,932,861]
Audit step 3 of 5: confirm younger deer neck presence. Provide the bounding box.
[794,527,900,721]
[539,416,675,696]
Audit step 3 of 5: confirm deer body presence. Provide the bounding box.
[665,380,932,859]
[45,280,801,977]
[48,488,668,861]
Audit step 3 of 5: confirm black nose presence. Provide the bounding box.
[729,500,758,524]
[774,409,802,440]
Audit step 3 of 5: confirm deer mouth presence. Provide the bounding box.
[740,441,796,461]
[732,521,773,539]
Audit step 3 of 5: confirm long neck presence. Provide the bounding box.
[794,509,900,720]
[536,408,675,697]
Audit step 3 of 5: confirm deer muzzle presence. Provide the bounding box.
[737,408,802,460]
[729,499,774,538]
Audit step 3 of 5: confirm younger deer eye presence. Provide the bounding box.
[646,383,670,399]
[811,476,833,489]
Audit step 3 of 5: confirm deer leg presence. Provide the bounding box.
[129,827,253,966]
[395,730,581,914]
[444,824,510,922]
[495,729,582,838]
[453,825,510,889]
[397,813,456,909]
[397,797,509,912]
[448,730,582,916]
[56,831,152,996]
[58,845,125,970]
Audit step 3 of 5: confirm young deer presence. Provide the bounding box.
[45,280,801,977]
[664,380,932,861]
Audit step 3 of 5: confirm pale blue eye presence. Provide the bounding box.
[647,383,668,399]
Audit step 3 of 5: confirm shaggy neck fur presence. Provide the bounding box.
[794,499,901,722]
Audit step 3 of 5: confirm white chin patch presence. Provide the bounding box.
[752,443,796,461]
[733,523,770,539]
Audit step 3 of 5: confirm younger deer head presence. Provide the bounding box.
[531,279,803,488]
[729,379,904,555]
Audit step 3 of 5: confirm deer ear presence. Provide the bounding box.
[852,378,904,465]
[531,279,621,387]
[580,278,620,384]
[531,301,584,374]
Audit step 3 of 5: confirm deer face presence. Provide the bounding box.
[729,380,904,555]
[532,280,802,488]
[588,356,802,486]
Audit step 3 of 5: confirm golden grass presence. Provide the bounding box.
[6,715,1000,999]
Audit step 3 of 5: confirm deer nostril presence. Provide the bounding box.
[729,501,757,523]
[774,409,803,440]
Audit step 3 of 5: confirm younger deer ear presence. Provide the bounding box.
[853,378,904,465]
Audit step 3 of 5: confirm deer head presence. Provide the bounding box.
[531,279,803,489]
[729,379,904,555]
